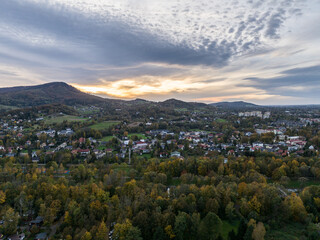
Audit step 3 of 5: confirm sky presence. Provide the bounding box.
[0,0,320,105]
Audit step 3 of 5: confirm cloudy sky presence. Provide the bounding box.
[0,0,320,104]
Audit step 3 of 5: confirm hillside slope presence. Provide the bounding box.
[210,101,259,108]
[0,82,105,107]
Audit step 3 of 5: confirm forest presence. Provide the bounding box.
[1,153,320,240]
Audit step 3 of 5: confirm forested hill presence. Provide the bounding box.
[0,82,212,111]
[0,82,264,111]
[0,82,105,107]
[209,101,259,108]
[159,98,207,109]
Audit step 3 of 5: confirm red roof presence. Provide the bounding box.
[78,149,90,153]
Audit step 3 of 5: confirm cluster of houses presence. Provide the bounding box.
[0,216,47,240]
[175,129,311,157]
[238,111,271,119]
[0,125,316,163]
[110,128,314,159]
[0,111,318,163]
[300,117,320,125]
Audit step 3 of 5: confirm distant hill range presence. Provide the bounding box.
[209,101,259,108]
[160,98,207,109]
[0,82,210,109]
[0,82,317,110]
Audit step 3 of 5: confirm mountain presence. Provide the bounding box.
[129,98,152,105]
[0,82,106,107]
[160,98,207,109]
[210,101,259,108]
[0,82,210,110]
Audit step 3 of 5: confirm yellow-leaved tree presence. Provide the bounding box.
[284,193,307,222]
[96,221,109,240]
[0,190,6,204]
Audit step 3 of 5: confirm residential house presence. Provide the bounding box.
[78,149,90,157]
[170,151,181,158]
[29,216,44,227]
[79,138,86,144]
[135,141,148,149]
[7,233,25,240]
[93,149,106,159]
[34,232,48,240]
[58,128,74,136]
[32,151,40,163]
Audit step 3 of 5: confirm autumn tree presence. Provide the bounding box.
[81,231,92,240]
[283,193,307,222]
[252,222,266,240]
[0,190,6,204]
[96,221,109,240]
[199,212,222,240]
[3,207,20,235]
[113,219,142,240]
[174,212,199,240]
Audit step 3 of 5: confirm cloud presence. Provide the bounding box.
[282,65,320,75]
[0,0,235,68]
[265,9,286,39]
[0,70,18,77]
[239,65,320,98]
[0,0,319,104]
[0,0,306,69]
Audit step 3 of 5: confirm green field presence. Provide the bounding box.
[128,133,147,139]
[0,104,18,110]
[24,124,40,132]
[216,118,227,123]
[142,153,152,159]
[221,220,239,240]
[265,223,306,240]
[45,115,88,124]
[111,164,131,174]
[268,179,320,189]
[284,179,320,189]
[190,129,212,133]
[90,121,120,130]
[98,145,106,151]
[100,136,115,142]
[175,108,188,112]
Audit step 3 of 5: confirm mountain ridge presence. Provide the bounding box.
[0,82,261,109]
[0,82,213,109]
[209,101,259,108]
[0,82,106,107]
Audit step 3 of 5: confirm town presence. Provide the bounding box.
[1,107,319,164]
[0,88,320,240]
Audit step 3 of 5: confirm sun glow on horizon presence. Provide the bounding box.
[71,76,296,104]
[71,77,207,99]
